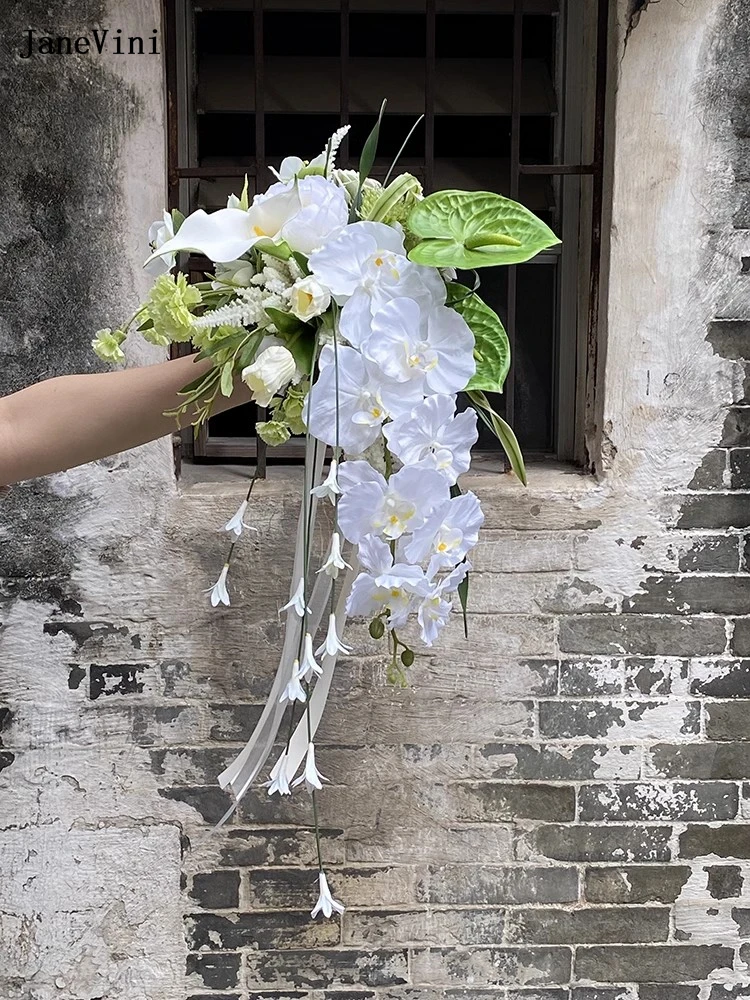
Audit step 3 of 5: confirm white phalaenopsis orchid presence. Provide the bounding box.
[306,345,421,453]
[383,395,479,485]
[311,459,342,502]
[242,345,297,408]
[337,462,450,543]
[292,742,328,793]
[347,534,431,626]
[206,564,230,607]
[318,532,352,579]
[223,499,258,539]
[418,561,471,646]
[316,613,352,657]
[363,298,476,396]
[405,492,485,577]
[308,221,407,301]
[281,577,309,617]
[311,871,345,919]
[265,749,292,796]
[144,211,175,276]
[280,663,307,704]
[299,633,323,682]
[290,275,331,322]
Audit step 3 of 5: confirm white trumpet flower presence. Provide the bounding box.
[311,871,345,919]
[317,532,352,579]
[223,499,258,539]
[299,633,323,682]
[205,564,230,607]
[311,459,342,502]
[316,613,352,658]
[292,742,328,793]
[265,749,292,796]
[280,662,307,704]
[242,345,297,408]
[280,577,309,617]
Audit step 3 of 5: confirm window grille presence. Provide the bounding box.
[165,0,608,469]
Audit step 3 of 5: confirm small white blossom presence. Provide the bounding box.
[280,661,307,704]
[264,749,292,796]
[317,532,352,579]
[299,633,323,682]
[205,564,230,607]
[280,577,309,617]
[311,459,342,502]
[311,871,345,919]
[292,742,328,793]
[223,499,258,539]
[316,613,352,658]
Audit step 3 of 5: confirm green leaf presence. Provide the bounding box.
[256,240,292,261]
[265,307,305,336]
[171,208,185,233]
[291,251,310,275]
[457,570,469,639]
[352,99,387,219]
[407,190,560,269]
[466,389,527,486]
[239,175,249,211]
[220,361,234,398]
[449,287,510,394]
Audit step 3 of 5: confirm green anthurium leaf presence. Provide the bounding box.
[265,307,305,336]
[449,287,510,394]
[466,389,527,486]
[407,190,560,269]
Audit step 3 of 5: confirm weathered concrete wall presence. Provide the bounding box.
[2,0,750,998]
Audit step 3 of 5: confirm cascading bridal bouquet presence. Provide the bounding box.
[93,106,559,919]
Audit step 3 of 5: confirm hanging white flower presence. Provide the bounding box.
[317,532,352,579]
[265,748,293,796]
[280,662,307,704]
[405,492,485,577]
[205,564,231,607]
[363,298,476,396]
[383,395,478,485]
[223,499,258,539]
[337,462,450,543]
[308,221,407,301]
[290,275,331,322]
[311,871,345,919]
[242,345,297,408]
[292,742,328,793]
[280,577,309,617]
[298,633,323,682]
[417,561,471,646]
[311,459,342,502]
[144,211,175,276]
[316,613,352,657]
[305,345,421,453]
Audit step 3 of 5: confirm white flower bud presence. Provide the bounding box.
[289,276,331,322]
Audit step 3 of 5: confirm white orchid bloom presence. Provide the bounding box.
[305,345,421,452]
[292,742,329,793]
[316,613,352,657]
[308,221,407,302]
[145,185,302,265]
[347,562,430,628]
[317,532,352,579]
[280,662,307,704]
[279,176,349,255]
[144,211,175,276]
[311,459,342,502]
[205,563,230,607]
[405,492,484,577]
[364,298,476,396]
[290,275,331,322]
[242,345,297,408]
[280,577,309,617]
[269,155,306,182]
[417,562,471,647]
[299,633,323,682]
[265,749,293,796]
[383,395,478,484]
[337,463,450,543]
[311,871,345,919]
[223,499,258,539]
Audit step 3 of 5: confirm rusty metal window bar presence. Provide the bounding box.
[165,0,608,469]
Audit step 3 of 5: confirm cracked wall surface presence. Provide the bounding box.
[2,0,750,998]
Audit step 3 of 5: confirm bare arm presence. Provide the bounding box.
[0,355,251,487]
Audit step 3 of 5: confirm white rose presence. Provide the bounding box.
[279,176,349,255]
[242,345,297,407]
[289,276,331,322]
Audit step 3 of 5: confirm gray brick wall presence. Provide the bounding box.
[3,1,750,999]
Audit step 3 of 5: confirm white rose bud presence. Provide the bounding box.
[289,276,331,322]
[242,345,297,407]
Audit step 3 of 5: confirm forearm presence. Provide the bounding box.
[0,354,251,487]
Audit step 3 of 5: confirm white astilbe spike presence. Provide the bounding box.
[319,126,351,176]
[316,613,352,658]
